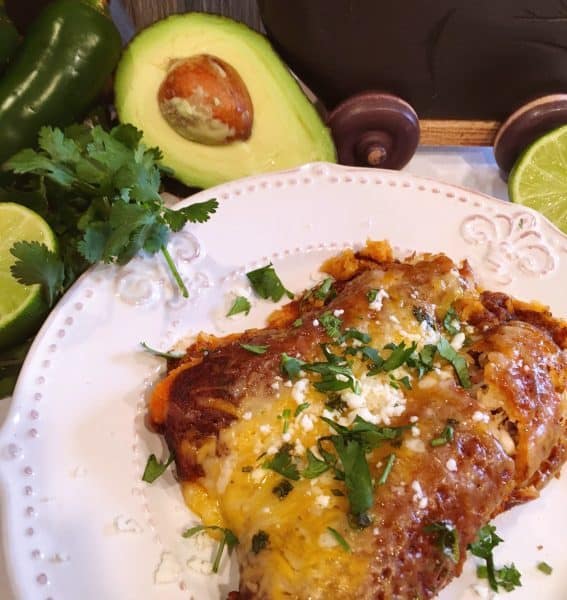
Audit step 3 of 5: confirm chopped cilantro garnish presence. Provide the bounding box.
[251,530,270,554]
[302,344,360,394]
[317,416,409,524]
[280,353,306,379]
[443,306,461,335]
[339,328,371,344]
[272,478,294,499]
[377,453,396,485]
[246,263,294,302]
[367,288,379,303]
[424,521,460,563]
[468,524,510,592]
[389,374,412,390]
[477,564,522,592]
[327,527,351,552]
[240,343,268,354]
[407,344,437,378]
[279,408,292,433]
[292,318,303,328]
[319,311,343,340]
[325,394,348,413]
[430,419,457,447]
[140,342,184,360]
[383,341,417,371]
[227,296,251,316]
[182,524,238,573]
[314,277,335,301]
[263,444,300,480]
[437,338,471,388]
[294,402,310,417]
[537,561,553,575]
[302,449,331,479]
[142,453,174,483]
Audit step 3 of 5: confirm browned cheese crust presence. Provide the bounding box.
[149,242,567,600]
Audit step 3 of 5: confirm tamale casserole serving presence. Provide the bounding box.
[149,241,567,600]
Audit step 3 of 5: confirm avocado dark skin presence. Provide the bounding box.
[258,0,567,120]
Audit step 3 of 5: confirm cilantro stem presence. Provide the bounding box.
[160,245,189,298]
[378,453,396,485]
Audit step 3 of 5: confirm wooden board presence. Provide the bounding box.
[419,120,501,146]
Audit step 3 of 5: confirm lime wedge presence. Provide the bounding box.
[508,125,567,234]
[0,202,56,350]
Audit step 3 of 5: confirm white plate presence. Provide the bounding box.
[1,163,566,600]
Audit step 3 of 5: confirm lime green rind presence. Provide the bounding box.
[114,12,337,190]
[508,125,567,235]
[0,202,56,351]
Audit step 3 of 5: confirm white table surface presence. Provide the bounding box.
[0,145,508,599]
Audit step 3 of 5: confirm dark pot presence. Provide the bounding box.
[258,0,567,121]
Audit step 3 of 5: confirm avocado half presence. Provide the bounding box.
[114,13,336,189]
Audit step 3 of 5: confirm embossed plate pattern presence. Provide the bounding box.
[1,163,566,600]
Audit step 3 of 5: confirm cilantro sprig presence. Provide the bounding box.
[317,416,409,526]
[6,124,218,306]
[263,444,300,480]
[182,524,238,573]
[468,524,522,592]
[142,452,174,483]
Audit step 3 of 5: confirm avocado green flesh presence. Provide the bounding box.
[114,13,336,189]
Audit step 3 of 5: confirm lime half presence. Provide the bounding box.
[509,125,567,234]
[0,203,56,350]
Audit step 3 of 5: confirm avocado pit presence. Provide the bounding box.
[158,54,253,145]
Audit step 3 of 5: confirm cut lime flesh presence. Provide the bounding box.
[0,203,56,350]
[509,125,567,234]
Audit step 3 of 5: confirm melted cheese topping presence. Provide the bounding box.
[181,268,470,598]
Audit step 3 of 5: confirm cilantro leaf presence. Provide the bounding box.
[302,449,331,479]
[430,419,457,447]
[319,311,342,340]
[272,478,294,499]
[9,241,65,307]
[142,453,174,483]
[380,341,418,372]
[437,338,471,388]
[377,453,396,485]
[140,342,185,360]
[164,199,218,230]
[327,527,351,552]
[182,524,238,573]
[281,353,305,379]
[443,306,461,336]
[332,435,373,522]
[424,521,460,563]
[314,277,335,301]
[246,263,293,302]
[227,296,251,316]
[263,444,300,480]
[240,343,268,355]
[251,530,269,554]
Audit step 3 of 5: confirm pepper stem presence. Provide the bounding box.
[81,0,110,15]
[161,245,189,299]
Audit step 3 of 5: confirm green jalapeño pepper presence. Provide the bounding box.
[0,0,122,164]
